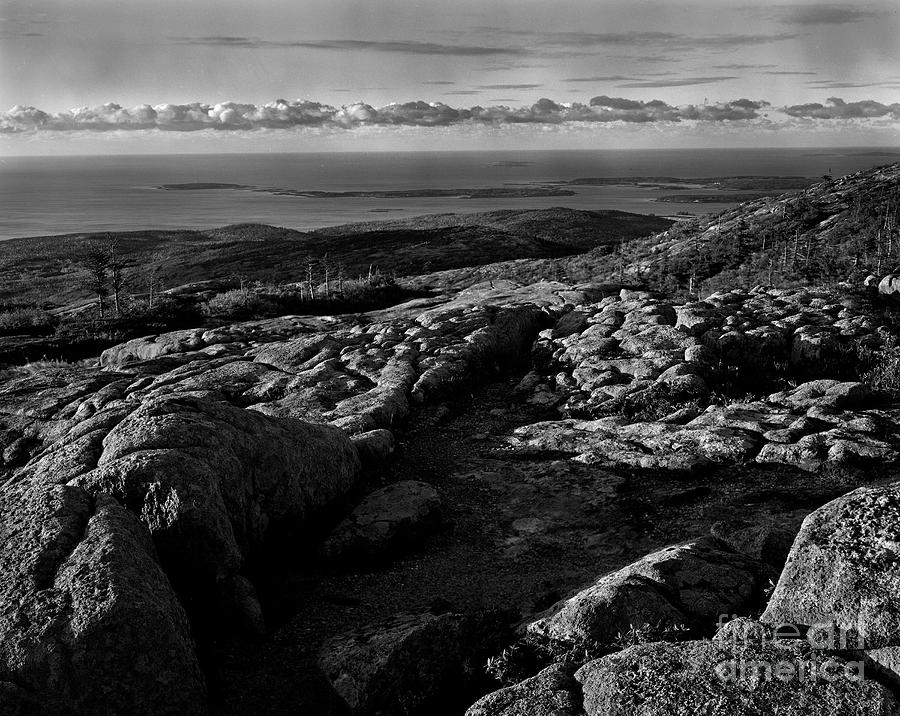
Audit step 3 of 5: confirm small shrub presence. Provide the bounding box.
[613,622,692,649]
[19,358,78,377]
[862,334,900,397]
[203,289,277,320]
[619,383,705,421]
[0,307,56,335]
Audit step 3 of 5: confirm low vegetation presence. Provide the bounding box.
[861,334,900,398]
[0,306,56,336]
[485,623,693,687]
[0,240,422,363]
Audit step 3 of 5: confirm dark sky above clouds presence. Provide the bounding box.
[0,0,898,153]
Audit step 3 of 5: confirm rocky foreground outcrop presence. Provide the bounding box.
[0,281,593,713]
[468,475,900,715]
[3,275,900,713]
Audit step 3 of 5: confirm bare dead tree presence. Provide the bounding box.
[306,258,316,299]
[323,252,332,297]
[106,235,126,316]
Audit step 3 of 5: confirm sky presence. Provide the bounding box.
[1,0,898,154]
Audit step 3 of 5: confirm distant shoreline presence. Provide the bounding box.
[157,183,576,199]
[156,173,819,204]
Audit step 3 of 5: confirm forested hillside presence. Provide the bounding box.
[624,163,900,293]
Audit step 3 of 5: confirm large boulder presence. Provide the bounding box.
[100,328,210,369]
[0,483,206,715]
[575,637,899,715]
[61,395,361,592]
[763,481,900,651]
[674,303,722,337]
[878,275,900,297]
[526,537,770,647]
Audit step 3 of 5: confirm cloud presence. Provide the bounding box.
[169,29,798,63]
[712,64,777,69]
[780,5,879,25]
[9,96,897,136]
[170,36,525,56]
[697,33,799,48]
[587,96,770,122]
[0,100,337,133]
[805,79,900,90]
[589,96,647,110]
[564,76,635,83]
[474,29,682,46]
[473,28,796,51]
[617,76,738,88]
[677,99,772,121]
[783,97,900,119]
[764,71,818,76]
[423,81,455,85]
[475,83,543,90]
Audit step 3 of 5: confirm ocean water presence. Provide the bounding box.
[1,148,898,241]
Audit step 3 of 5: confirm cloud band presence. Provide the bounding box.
[1,97,781,134]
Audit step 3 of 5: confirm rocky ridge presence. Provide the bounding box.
[3,265,900,713]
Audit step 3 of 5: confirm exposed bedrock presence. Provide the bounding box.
[519,285,900,474]
[0,282,582,713]
[0,483,206,715]
[4,277,900,714]
[0,380,362,713]
[763,480,900,679]
[96,282,568,437]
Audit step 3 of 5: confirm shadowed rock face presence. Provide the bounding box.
[575,638,900,716]
[763,481,900,651]
[319,609,514,716]
[0,375,363,713]
[0,486,206,715]
[322,480,443,563]
[78,394,362,585]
